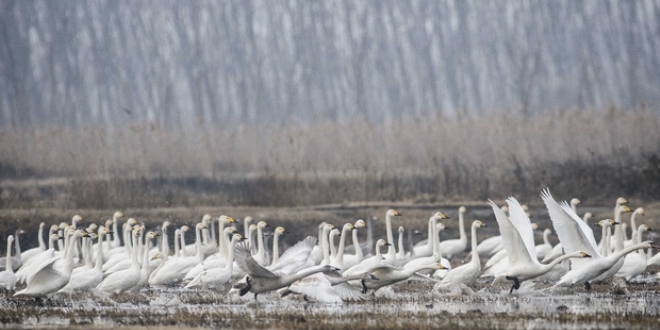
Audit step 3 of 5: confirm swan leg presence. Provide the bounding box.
[239,277,251,296]
[584,282,591,292]
[505,276,520,293]
[361,279,368,294]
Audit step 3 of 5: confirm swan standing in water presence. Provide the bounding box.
[185,234,245,289]
[438,220,487,287]
[440,206,468,258]
[0,235,17,291]
[20,223,46,264]
[616,224,652,281]
[98,228,142,294]
[0,229,25,271]
[341,220,367,270]
[59,227,110,293]
[343,239,391,276]
[15,230,85,297]
[490,197,591,293]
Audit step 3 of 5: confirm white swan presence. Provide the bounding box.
[149,223,207,286]
[184,233,244,289]
[183,227,238,282]
[404,213,451,277]
[15,230,61,284]
[343,239,391,276]
[490,197,591,293]
[535,228,553,260]
[136,232,160,288]
[624,207,644,248]
[477,206,508,257]
[413,212,448,256]
[109,211,124,249]
[439,206,468,258]
[358,263,447,293]
[59,227,110,292]
[234,237,337,300]
[615,224,651,281]
[439,220,486,287]
[0,235,17,291]
[98,228,142,294]
[330,223,355,269]
[383,209,402,264]
[269,227,288,266]
[252,221,270,266]
[0,229,25,271]
[341,220,367,270]
[15,229,85,297]
[20,222,46,264]
[281,271,371,304]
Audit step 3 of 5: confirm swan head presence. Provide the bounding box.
[243,216,253,224]
[202,214,213,224]
[181,225,190,233]
[223,227,236,235]
[39,222,45,228]
[398,226,404,234]
[376,239,389,247]
[616,197,628,206]
[72,215,83,223]
[355,219,366,229]
[219,215,235,224]
[275,226,287,235]
[571,198,581,205]
[233,233,245,241]
[434,263,448,270]
[59,222,68,230]
[583,212,593,220]
[597,219,618,227]
[640,224,651,232]
[113,211,124,219]
[346,223,355,231]
[459,206,466,213]
[501,205,509,213]
[127,218,137,226]
[147,231,160,239]
[330,228,340,238]
[162,220,171,229]
[387,209,402,217]
[474,220,487,228]
[531,223,539,230]
[257,221,268,229]
[522,204,529,212]
[196,223,207,230]
[323,224,335,232]
[50,224,59,232]
[635,207,645,216]
[618,205,632,213]
[104,227,113,235]
[6,235,14,244]
[87,223,98,232]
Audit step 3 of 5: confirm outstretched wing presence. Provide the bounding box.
[269,236,317,274]
[506,197,539,264]
[488,200,537,267]
[234,242,278,278]
[541,188,601,269]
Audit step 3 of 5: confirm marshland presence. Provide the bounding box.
[2,1,660,329]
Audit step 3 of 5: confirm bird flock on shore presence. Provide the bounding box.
[0,188,658,303]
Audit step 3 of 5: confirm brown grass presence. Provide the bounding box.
[1,107,659,209]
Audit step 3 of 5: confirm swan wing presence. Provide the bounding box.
[234,242,278,278]
[488,200,537,267]
[506,197,539,263]
[287,273,343,303]
[541,189,601,263]
[269,236,317,274]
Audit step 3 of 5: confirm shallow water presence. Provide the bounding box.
[2,280,660,329]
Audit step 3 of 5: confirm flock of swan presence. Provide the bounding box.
[0,188,658,303]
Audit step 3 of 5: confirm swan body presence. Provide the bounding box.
[359,263,447,293]
[0,235,17,291]
[59,228,110,292]
[491,197,591,292]
[616,224,651,281]
[183,227,238,282]
[439,206,468,258]
[98,229,142,294]
[344,239,391,276]
[149,223,207,286]
[439,221,486,286]
[15,230,85,297]
[405,213,451,277]
[185,234,244,289]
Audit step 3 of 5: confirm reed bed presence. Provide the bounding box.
[1,107,659,208]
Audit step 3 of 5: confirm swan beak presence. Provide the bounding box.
[651,243,660,250]
[613,222,620,225]
[648,227,653,231]
[393,210,401,216]
[283,230,289,234]
[582,252,592,258]
[384,242,392,246]
[481,223,488,228]
[228,217,235,223]
[438,264,447,270]
[234,218,241,223]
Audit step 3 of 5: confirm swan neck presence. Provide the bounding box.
[195,226,203,258]
[96,233,105,270]
[141,237,151,270]
[218,221,227,257]
[272,233,280,265]
[321,228,330,265]
[329,233,337,259]
[38,225,45,249]
[226,237,238,270]
[5,238,12,271]
[256,225,265,258]
[612,243,648,261]
[130,233,139,268]
[365,217,374,254]
[336,227,349,261]
[180,229,188,257]
[161,227,169,258]
[13,230,21,254]
[470,224,479,263]
[112,216,120,244]
[123,225,131,254]
[459,212,466,242]
[543,231,551,245]
[397,230,404,255]
[352,228,363,259]
[386,214,395,255]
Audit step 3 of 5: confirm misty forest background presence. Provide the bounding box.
[1,1,660,209]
